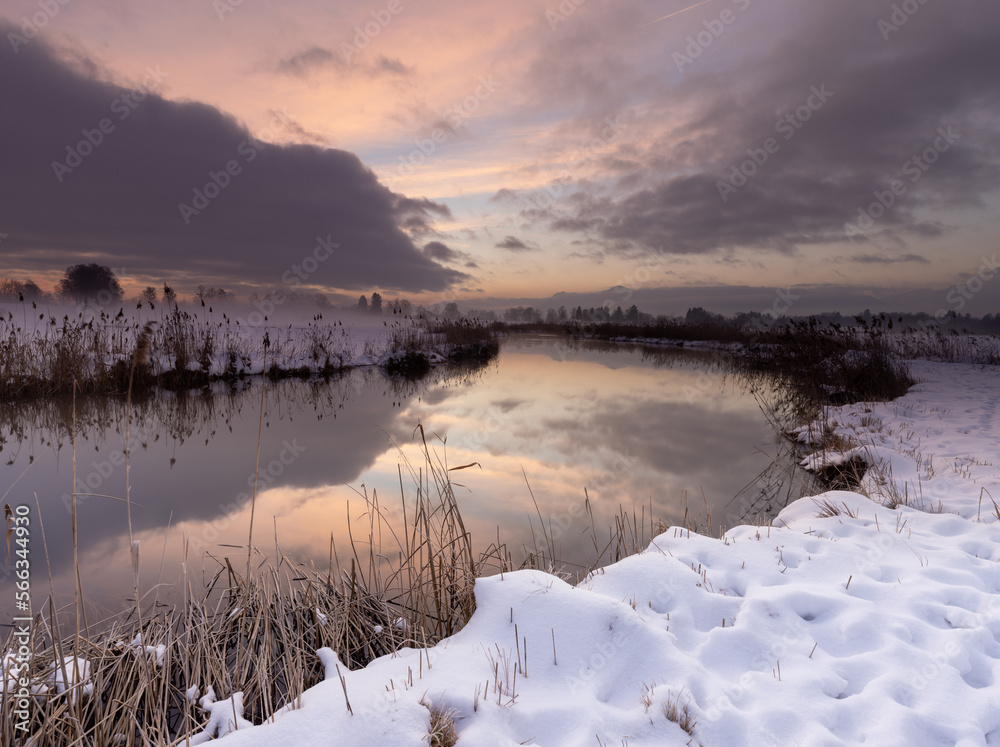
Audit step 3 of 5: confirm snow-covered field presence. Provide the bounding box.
[175,359,1000,746]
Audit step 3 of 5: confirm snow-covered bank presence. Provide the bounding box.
[796,360,1000,519]
[0,302,499,398]
[190,360,1000,746]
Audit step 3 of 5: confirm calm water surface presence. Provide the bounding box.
[0,336,806,614]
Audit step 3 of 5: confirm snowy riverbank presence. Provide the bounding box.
[180,358,1000,746]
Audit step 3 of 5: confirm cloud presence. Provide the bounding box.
[850,253,930,265]
[423,241,479,269]
[394,196,453,237]
[490,188,520,204]
[511,0,1000,258]
[495,235,537,252]
[422,241,460,261]
[275,46,342,77]
[0,27,462,293]
[372,54,413,76]
[273,46,412,79]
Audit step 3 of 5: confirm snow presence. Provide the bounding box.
[47,656,94,703]
[128,633,167,667]
[189,687,256,744]
[2,651,47,696]
[185,359,1000,745]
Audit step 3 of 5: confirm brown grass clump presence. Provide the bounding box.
[814,498,860,519]
[663,690,698,737]
[812,456,869,491]
[422,697,459,747]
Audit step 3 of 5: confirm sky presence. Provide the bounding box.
[0,0,998,315]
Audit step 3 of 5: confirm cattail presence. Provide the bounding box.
[132,321,154,369]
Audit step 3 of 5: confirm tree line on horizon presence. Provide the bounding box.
[2,265,997,332]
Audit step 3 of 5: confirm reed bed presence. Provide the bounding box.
[1,425,500,746]
[0,301,505,399]
[0,305,439,400]
[734,315,916,406]
[888,328,1000,365]
[1,552,411,746]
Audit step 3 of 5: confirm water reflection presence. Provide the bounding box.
[0,338,802,613]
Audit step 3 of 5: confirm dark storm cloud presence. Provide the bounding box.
[0,27,462,292]
[525,0,1000,257]
[495,235,536,252]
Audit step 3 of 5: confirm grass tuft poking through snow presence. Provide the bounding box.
[421,696,460,747]
[813,498,859,519]
[662,690,697,739]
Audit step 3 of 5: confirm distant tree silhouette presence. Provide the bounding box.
[370,292,383,314]
[503,306,542,322]
[140,286,158,304]
[357,295,368,312]
[196,285,235,302]
[0,278,44,301]
[685,306,722,325]
[57,264,123,303]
